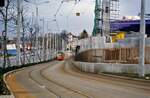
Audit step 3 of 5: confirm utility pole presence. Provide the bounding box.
[139,0,146,77]
[24,0,49,62]
[35,0,39,62]
[49,33,52,60]
[2,31,6,69]
[46,33,49,60]
[16,0,22,65]
[53,34,55,58]
[42,17,45,34]
[21,6,25,65]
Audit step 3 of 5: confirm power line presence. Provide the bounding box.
[54,0,64,17]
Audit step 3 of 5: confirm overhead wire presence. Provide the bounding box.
[65,0,82,31]
[53,0,65,32]
[54,0,64,17]
[66,4,77,30]
[52,0,88,32]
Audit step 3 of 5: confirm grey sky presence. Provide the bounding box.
[34,0,150,35]
[120,0,150,16]
[1,0,150,37]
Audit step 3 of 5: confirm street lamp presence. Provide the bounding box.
[139,0,146,77]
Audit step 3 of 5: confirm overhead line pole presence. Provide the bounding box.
[35,0,39,62]
[139,0,146,77]
[16,0,22,66]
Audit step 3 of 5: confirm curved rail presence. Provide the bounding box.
[28,61,93,98]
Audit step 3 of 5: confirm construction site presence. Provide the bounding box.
[0,0,150,98]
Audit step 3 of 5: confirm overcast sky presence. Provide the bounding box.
[1,0,150,37]
[34,0,150,35]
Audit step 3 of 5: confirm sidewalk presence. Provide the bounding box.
[5,72,36,98]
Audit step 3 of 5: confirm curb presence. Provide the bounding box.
[3,71,16,98]
[3,64,42,98]
[98,73,150,83]
[71,60,150,83]
[3,65,41,98]
[2,60,55,98]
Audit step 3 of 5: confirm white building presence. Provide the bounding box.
[66,33,78,51]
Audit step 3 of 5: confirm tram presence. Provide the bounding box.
[56,52,64,61]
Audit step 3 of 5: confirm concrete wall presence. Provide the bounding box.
[72,61,150,74]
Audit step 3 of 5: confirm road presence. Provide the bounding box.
[6,60,150,98]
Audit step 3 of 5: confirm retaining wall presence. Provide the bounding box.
[72,61,150,74]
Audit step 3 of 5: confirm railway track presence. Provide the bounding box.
[27,61,92,98]
[64,61,150,91]
[28,69,61,98]
[8,60,150,98]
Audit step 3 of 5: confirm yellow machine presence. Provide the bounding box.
[111,32,126,42]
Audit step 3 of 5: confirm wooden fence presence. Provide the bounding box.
[75,47,150,64]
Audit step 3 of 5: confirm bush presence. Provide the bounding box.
[0,71,10,95]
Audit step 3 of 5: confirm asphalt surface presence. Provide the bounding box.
[7,60,150,98]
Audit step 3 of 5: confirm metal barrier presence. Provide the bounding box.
[0,33,66,68]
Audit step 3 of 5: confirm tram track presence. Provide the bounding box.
[41,60,150,98]
[6,60,150,98]
[39,62,93,98]
[27,61,92,98]
[28,69,61,98]
[64,60,150,91]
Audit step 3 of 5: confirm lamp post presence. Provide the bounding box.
[139,0,146,77]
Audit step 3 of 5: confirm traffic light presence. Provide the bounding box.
[0,0,5,7]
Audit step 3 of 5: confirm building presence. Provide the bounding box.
[66,33,78,51]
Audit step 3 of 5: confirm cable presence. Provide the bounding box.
[54,0,64,17]
[53,18,60,32]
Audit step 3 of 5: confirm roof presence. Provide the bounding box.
[66,32,77,38]
[111,19,150,36]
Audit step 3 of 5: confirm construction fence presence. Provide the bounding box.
[75,47,150,64]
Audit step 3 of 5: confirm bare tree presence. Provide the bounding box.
[0,0,32,66]
[0,0,17,34]
[0,0,16,68]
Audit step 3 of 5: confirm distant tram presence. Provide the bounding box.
[56,52,64,61]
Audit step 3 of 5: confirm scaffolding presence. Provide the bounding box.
[110,0,120,21]
[92,0,120,36]
[102,0,111,36]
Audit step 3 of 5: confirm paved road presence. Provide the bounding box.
[6,60,150,98]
